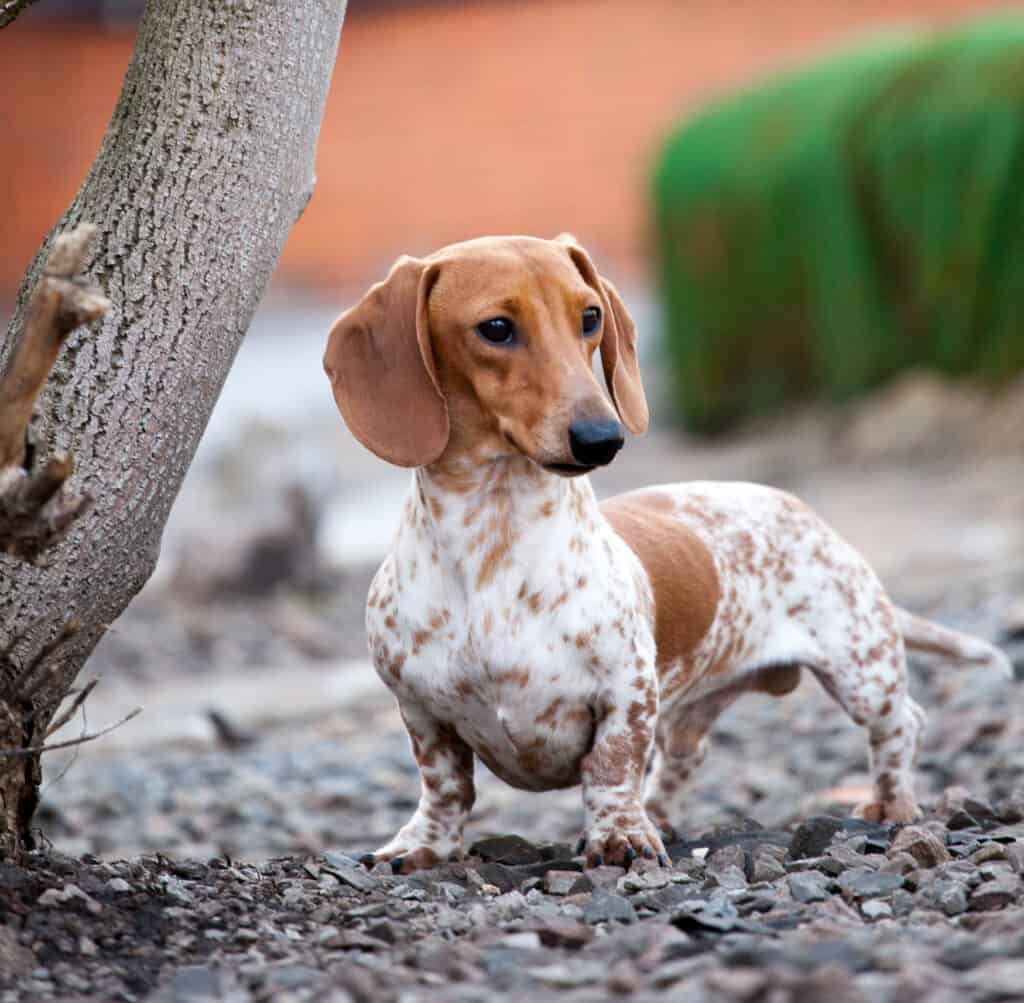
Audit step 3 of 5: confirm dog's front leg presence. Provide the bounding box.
[363,704,475,874]
[579,686,669,869]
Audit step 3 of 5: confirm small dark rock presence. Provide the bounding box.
[788,816,844,860]
[947,810,982,831]
[469,835,544,866]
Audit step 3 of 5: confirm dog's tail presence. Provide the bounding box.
[896,607,1013,677]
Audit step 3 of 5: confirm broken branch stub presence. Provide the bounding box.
[0,224,108,563]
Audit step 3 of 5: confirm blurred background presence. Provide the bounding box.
[1,1,1022,859]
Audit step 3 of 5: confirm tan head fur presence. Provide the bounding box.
[323,235,648,474]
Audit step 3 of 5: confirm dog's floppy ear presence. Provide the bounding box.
[555,234,649,435]
[323,255,448,466]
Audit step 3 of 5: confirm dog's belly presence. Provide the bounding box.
[429,671,597,791]
[456,703,595,791]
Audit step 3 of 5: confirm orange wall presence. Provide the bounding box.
[0,0,1006,300]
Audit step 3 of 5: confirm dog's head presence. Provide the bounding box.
[323,234,647,475]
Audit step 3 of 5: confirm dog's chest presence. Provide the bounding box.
[366,499,651,790]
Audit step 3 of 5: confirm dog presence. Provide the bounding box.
[323,234,1011,874]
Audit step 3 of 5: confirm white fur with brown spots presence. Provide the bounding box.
[323,235,1011,874]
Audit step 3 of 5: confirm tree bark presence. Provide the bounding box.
[0,0,347,858]
[0,0,42,30]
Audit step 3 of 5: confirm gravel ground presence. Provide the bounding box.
[2,360,1023,1001]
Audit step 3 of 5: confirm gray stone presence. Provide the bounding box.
[969,875,1019,912]
[171,965,222,1002]
[836,867,904,899]
[861,899,893,921]
[936,881,970,917]
[545,870,590,896]
[708,864,747,890]
[788,871,831,904]
[751,849,786,883]
[583,888,638,925]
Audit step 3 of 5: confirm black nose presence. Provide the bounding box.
[568,418,625,467]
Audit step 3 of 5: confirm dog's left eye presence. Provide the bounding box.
[476,317,516,345]
[582,306,601,336]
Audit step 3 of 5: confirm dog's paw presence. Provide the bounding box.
[578,824,669,870]
[853,797,920,825]
[359,844,455,874]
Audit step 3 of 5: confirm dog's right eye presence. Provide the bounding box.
[476,317,516,345]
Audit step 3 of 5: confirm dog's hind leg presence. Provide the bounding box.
[810,633,925,824]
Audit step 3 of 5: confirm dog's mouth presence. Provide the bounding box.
[542,462,596,477]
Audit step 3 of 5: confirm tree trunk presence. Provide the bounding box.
[0,0,347,858]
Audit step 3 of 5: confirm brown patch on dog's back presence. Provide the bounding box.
[602,490,720,679]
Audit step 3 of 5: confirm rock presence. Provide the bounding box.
[545,871,591,896]
[170,965,223,1000]
[671,896,768,935]
[707,864,747,891]
[606,959,641,994]
[707,844,748,876]
[888,826,951,868]
[936,786,971,817]
[969,876,1019,912]
[469,835,543,866]
[880,851,919,875]
[836,868,904,899]
[527,960,608,989]
[966,959,1024,999]
[947,810,981,831]
[704,967,767,1000]
[532,917,594,948]
[970,843,1008,866]
[995,794,1024,824]
[963,797,999,826]
[1006,844,1024,875]
[788,816,844,860]
[861,899,893,921]
[750,848,786,883]
[931,878,970,917]
[106,877,132,894]
[37,884,102,915]
[788,871,831,904]
[582,888,637,925]
[618,868,672,893]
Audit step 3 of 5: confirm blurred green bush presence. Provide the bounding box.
[653,14,1024,433]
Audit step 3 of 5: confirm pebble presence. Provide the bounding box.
[582,889,638,925]
[788,871,831,904]
[861,900,893,921]
[836,868,905,900]
[888,826,951,869]
[544,871,590,896]
[968,876,1019,912]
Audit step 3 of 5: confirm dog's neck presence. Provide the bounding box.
[406,455,605,594]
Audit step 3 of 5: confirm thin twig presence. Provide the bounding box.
[45,677,100,738]
[0,707,142,759]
